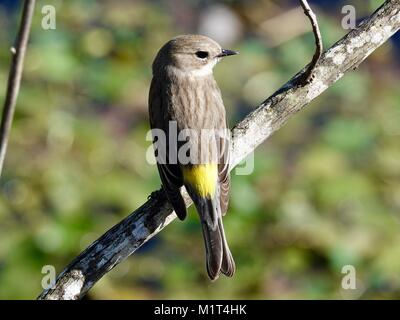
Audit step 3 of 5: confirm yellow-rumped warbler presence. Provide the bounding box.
[149,35,238,280]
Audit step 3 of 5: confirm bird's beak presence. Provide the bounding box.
[217,49,239,58]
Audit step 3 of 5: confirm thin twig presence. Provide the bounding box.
[298,0,323,85]
[37,0,400,300]
[0,0,36,178]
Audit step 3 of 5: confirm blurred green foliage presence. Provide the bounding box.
[0,0,399,299]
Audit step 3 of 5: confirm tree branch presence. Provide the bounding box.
[298,0,323,84]
[38,0,400,300]
[0,0,36,178]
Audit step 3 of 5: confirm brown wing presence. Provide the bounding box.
[218,133,230,215]
[149,77,187,220]
[209,82,230,216]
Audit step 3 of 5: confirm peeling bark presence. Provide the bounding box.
[38,0,400,300]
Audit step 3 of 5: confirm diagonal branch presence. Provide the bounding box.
[0,0,36,178]
[38,0,400,300]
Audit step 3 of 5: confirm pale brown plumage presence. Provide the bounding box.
[149,35,237,280]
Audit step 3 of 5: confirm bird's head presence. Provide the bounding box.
[152,34,238,77]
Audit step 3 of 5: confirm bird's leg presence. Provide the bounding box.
[148,188,163,200]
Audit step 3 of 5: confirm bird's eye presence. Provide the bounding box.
[195,51,209,59]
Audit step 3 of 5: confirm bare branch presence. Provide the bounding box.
[38,0,400,300]
[298,0,324,85]
[0,0,36,178]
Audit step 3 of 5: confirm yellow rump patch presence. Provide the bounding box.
[182,164,218,198]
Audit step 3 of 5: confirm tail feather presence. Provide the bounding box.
[192,195,235,280]
[201,220,223,280]
[219,218,236,277]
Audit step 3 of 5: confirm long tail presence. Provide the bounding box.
[193,196,235,280]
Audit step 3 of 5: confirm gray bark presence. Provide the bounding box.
[38,0,400,300]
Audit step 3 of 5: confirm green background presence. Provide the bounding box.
[0,0,399,299]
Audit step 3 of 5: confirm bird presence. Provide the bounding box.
[148,34,238,280]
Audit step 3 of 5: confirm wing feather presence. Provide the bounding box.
[149,77,187,220]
